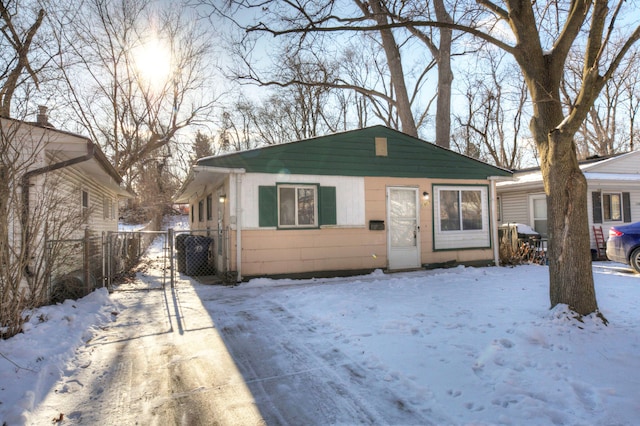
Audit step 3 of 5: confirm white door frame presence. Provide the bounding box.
[528,193,548,237]
[387,186,421,270]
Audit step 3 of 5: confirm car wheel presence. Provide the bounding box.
[631,247,640,273]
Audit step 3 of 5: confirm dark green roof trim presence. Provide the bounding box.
[197,126,512,179]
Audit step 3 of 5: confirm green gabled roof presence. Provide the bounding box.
[197,126,511,179]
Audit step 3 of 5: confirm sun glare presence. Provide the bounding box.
[133,38,172,91]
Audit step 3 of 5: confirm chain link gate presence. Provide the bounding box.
[47,226,225,300]
[170,229,221,287]
[104,230,169,290]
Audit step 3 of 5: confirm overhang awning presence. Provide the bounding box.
[174,165,245,203]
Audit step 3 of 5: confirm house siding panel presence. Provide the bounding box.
[243,173,365,228]
[235,176,497,277]
[500,191,534,225]
[586,151,640,174]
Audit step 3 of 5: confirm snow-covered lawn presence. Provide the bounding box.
[1,230,639,424]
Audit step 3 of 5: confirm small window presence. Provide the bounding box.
[278,184,318,228]
[191,204,194,223]
[82,190,89,220]
[206,194,213,220]
[603,193,622,221]
[198,199,204,222]
[103,197,115,220]
[103,196,109,219]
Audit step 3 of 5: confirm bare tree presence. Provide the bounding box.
[203,0,448,140]
[444,0,639,316]
[50,0,218,219]
[0,0,45,117]
[563,43,640,157]
[453,48,528,169]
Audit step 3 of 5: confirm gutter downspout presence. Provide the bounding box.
[235,172,242,282]
[488,176,500,267]
[21,141,96,271]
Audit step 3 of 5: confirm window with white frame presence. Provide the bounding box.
[529,194,548,237]
[434,185,489,250]
[278,184,318,228]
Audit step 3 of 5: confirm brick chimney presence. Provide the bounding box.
[36,105,51,126]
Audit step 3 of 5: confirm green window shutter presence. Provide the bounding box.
[623,192,631,223]
[259,186,277,227]
[319,186,337,225]
[592,192,602,224]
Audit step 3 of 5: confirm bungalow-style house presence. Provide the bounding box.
[175,126,512,281]
[2,108,133,299]
[496,150,640,252]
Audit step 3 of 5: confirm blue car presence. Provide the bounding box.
[606,221,640,273]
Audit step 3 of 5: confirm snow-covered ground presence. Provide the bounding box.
[1,221,639,424]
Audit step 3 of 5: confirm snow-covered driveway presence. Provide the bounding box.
[197,282,434,425]
[28,281,265,425]
[29,275,434,425]
[13,260,640,425]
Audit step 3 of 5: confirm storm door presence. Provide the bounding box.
[387,187,421,270]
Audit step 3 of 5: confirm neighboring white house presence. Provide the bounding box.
[2,108,133,299]
[497,151,640,250]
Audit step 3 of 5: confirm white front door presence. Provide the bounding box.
[387,187,421,270]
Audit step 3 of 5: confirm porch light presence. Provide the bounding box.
[422,191,430,201]
[219,194,226,203]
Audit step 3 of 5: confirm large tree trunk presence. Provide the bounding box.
[532,97,599,315]
[433,0,453,149]
[545,132,597,314]
[369,0,418,137]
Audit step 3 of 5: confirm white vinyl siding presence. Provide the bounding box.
[242,173,365,228]
[433,185,490,250]
[51,165,121,237]
[498,191,531,225]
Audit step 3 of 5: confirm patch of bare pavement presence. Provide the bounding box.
[30,277,432,425]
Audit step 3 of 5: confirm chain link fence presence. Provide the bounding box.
[45,224,229,303]
[173,229,220,279]
[46,230,104,304]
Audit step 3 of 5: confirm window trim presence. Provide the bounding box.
[206,194,213,221]
[276,183,319,229]
[602,192,622,222]
[528,193,548,238]
[433,184,490,251]
[198,199,204,222]
[81,189,89,221]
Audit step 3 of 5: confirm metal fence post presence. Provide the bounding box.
[168,228,175,288]
[101,231,106,288]
[84,228,90,295]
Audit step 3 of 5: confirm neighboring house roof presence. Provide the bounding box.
[497,150,640,192]
[1,115,133,198]
[196,126,512,179]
